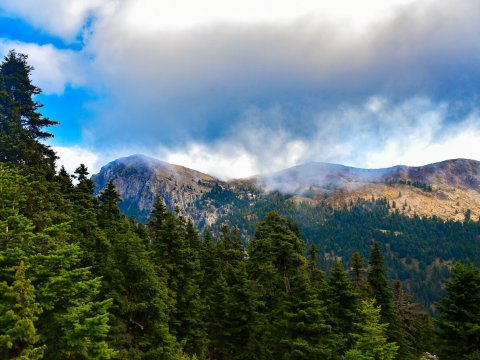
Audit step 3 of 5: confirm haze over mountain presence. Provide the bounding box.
[3,0,480,178]
[93,155,480,223]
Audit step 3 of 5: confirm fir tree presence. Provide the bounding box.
[350,252,365,289]
[98,180,122,224]
[0,261,44,359]
[344,299,399,360]
[205,226,261,360]
[147,202,206,357]
[367,241,403,351]
[324,260,360,356]
[55,166,74,195]
[0,50,57,173]
[105,227,175,359]
[30,243,115,359]
[248,212,332,359]
[393,281,434,358]
[436,263,480,359]
[308,244,326,292]
[72,168,109,272]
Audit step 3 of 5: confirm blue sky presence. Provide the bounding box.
[1,0,480,178]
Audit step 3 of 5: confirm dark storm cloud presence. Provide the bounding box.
[82,0,480,153]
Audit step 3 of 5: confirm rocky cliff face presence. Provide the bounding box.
[92,156,480,224]
[92,154,225,222]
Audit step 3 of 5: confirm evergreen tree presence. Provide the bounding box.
[0,50,57,173]
[350,252,365,289]
[0,261,44,359]
[105,227,175,359]
[98,181,122,224]
[205,226,260,360]
[147,201,206,357]
[308,245,326,292]
[344,299,399,360]
[324,261,360,356]
[31,243,115,360]
[436,263,480,359]
[71,164,107,270]
[55,166,74,195]
[248,212,332,359]
[393,281,434,358]
[367,242,404,352]
[74,164,94,194]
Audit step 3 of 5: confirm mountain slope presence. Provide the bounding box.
[92,154,224,222]
[91,155,480,308]
[253,159,480,221]
[92,156,480,223]
[256,158,480,191]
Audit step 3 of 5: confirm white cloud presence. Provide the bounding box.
[0,40,86,94]
[155,98,480,178]
[0,0,416,39]
[120,0,416,31]
[0,0,114,40]
[165,143,258,179]
[50,98,480,180]
[80,0,480,152]
[2,0,480,178]
[53,146,99,174]
[364,113,480,168]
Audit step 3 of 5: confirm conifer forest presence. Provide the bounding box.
[1,51,480,360]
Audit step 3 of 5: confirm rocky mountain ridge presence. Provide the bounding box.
[92,156,480,223]
[92,154,225,222]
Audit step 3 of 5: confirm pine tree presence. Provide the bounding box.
[308,244,326,292]
[71,164,107,270]
[344,299,399,360]
[205,226,261,360]
[0,50,57,173]
[30,243,115,359]
[98,180,122,224]
[0,261,44,359]
[325,260,360,356]
[367,242,403,351]
[350,252,365,289]
[55,166,74,195]
[248,212,332,359]
[393,281,434,358]
[147,202,206,357]
[74,164,94,193]
[105,228,175,359]
[436,263,480,359]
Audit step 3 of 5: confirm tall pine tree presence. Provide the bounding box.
[0,50,57,174]
[436,263,480,359]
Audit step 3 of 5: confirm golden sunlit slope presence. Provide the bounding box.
[257,159,480,221]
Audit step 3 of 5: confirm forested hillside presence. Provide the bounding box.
[1,51,480,359]
[198,188,480,308]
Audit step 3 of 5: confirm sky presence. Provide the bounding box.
[1,0,480,178]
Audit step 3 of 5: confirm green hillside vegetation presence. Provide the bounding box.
[197,186,480,308]
[1,50,480,359]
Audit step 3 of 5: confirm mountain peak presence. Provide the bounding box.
[92,155,480,223]
[102,154,168,168]
[92,154,221,222]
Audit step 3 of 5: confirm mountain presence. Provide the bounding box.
[92,156,480,307]
[258,159,480,191]
[92,156,480,223]
[253,159,480,221]
[92,154,225,222]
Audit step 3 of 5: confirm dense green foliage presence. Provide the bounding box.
[1,50,479,359]
[199,188,480,308]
